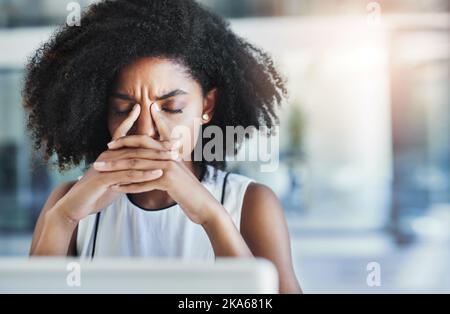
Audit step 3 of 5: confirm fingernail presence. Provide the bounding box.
[107,140,115,148]
[94,161,106,168]
[171,151,179,160]
[151,169,163,175]
[153,103,160,112]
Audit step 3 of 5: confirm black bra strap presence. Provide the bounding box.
[221,172,230,205]
[91,212,101,259]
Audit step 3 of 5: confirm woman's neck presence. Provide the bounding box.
[127,160,201,210]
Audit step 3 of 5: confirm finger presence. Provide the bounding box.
[111,104,141,141]
[100,169,163,187]
[108,134,170,151]
[150,102,172,141]
[111,179,163,194]
[97,149,178,164]
[94,156,179,173]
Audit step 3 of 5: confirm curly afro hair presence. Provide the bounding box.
[22,0,287,176]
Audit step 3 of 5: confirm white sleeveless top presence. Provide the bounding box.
[76,165,254,260]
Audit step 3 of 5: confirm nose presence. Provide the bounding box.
[133,100,159,139]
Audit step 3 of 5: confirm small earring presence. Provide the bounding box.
[202,113,209,121]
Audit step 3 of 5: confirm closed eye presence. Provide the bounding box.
[113,104,135,116]
[160,100,184,114]
[114,107,182,115]
[162,108,183,114]
[114,108,132,116]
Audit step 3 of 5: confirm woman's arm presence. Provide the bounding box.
[31,108,173,256]
[30,181,78,256]
[199,182,302,294]
[240,183,302,294]
[201,201,254,258]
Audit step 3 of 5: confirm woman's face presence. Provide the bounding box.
[107,57,215,159]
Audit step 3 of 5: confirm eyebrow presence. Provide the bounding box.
[111,89,188,102]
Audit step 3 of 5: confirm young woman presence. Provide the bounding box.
[24,0,301,293]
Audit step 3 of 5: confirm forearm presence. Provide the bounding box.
[202,203,253,258]
[31,202,78,256]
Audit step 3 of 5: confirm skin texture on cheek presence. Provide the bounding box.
[173,117,201,159]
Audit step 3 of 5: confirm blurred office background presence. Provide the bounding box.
[0,0,449,293]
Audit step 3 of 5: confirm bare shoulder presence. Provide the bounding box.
[240,182,302,293]
[240,182,285,233]
[242,182,280,208]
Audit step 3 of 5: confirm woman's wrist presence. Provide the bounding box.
[47,199,81,228]
[201,202,253,257]
[201,201,229,230]
[31,202,79,256]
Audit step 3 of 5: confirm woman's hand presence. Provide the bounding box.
[94,103,223,225]
[55,104,176,222]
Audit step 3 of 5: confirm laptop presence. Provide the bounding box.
[0,257,278,294]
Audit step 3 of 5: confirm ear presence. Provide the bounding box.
[202,88,217,124]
